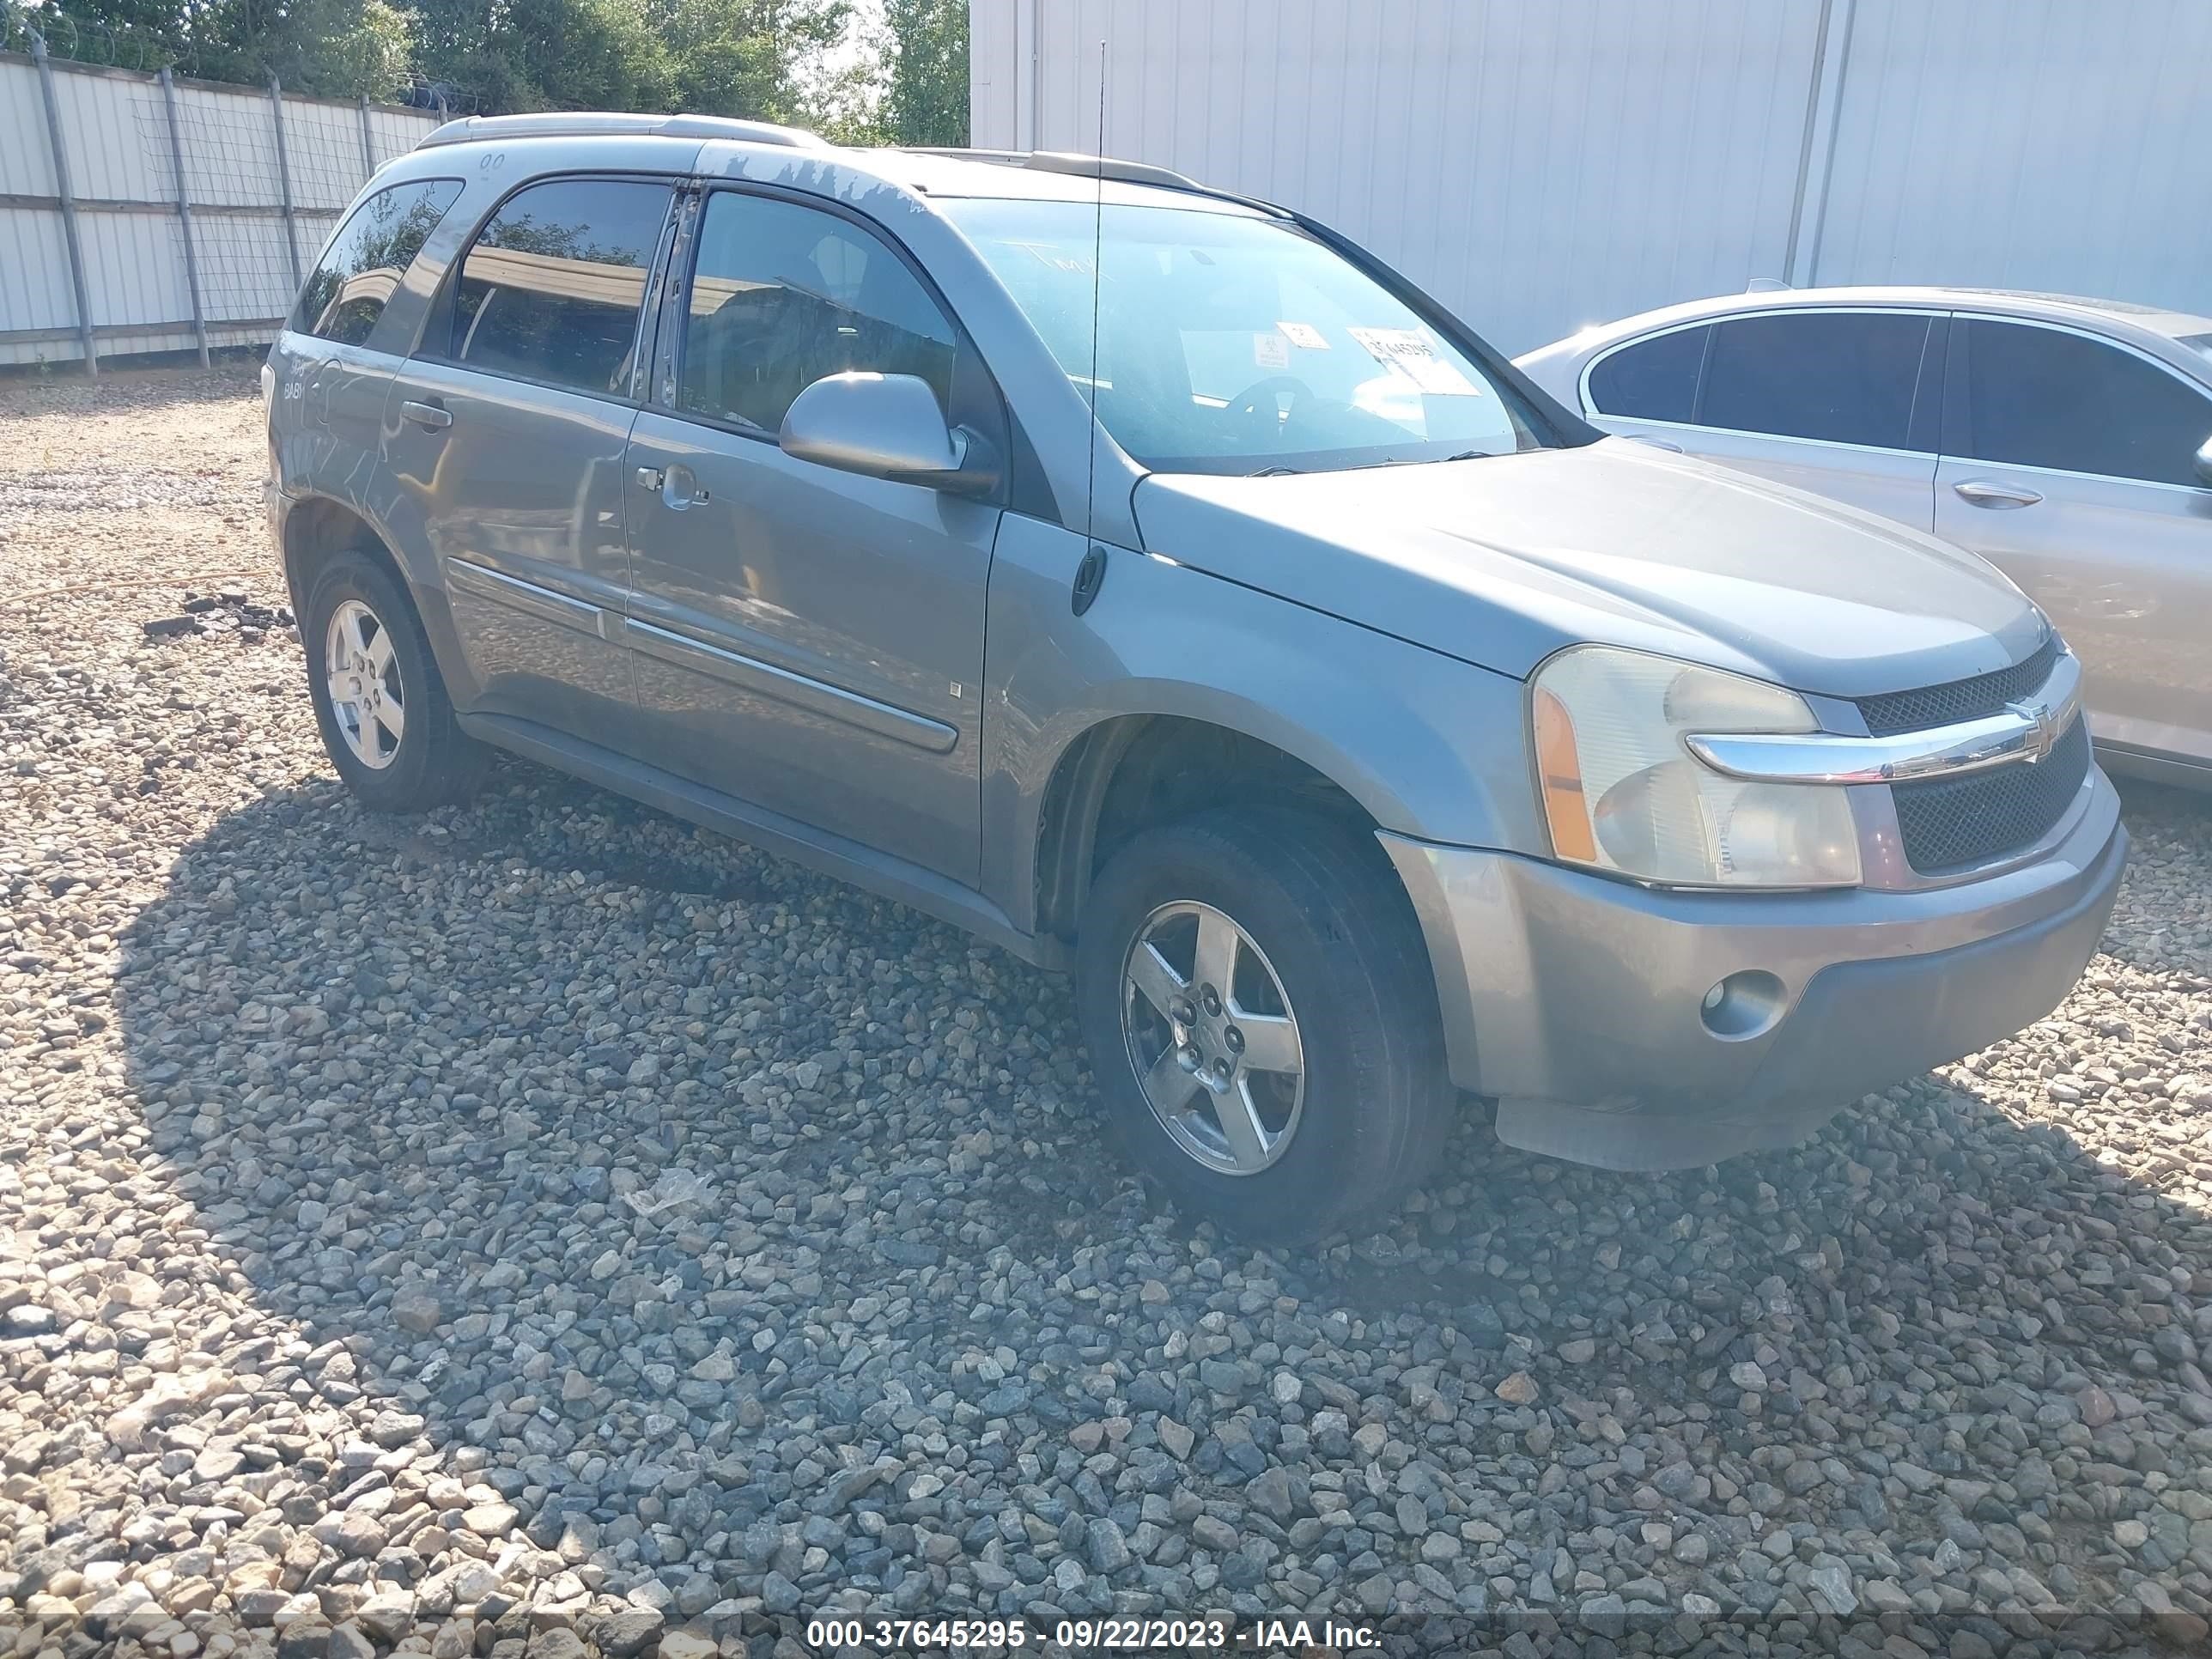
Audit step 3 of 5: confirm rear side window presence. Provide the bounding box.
[1959,319,2212,486]
[1587,326,1707,422]
[678,191,957,434]
[292,179,462,346]
[449,179,672,397]
[1699,312,1931,448]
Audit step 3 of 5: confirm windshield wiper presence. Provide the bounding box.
[1246,465,1304,477]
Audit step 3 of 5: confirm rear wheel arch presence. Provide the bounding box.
[282,494,470,698]
[283,497,404,612]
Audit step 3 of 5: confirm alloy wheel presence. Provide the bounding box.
[325,598,404,769]
[1120,900,1305,1176]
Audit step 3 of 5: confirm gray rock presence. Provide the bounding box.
[388,1286,442,1334]
[1087,1516,1131,1573]
[597,1608,665,1657]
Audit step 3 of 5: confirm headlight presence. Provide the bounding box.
[1530,646,1861,888]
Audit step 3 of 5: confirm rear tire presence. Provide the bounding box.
[301,548,488,812]
[1075,807,1453,1243]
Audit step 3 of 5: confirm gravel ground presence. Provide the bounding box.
[4,365,2212,1659]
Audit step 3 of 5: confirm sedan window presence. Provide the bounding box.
[1698,312,1931,449]
[1586,325,1707,422]
[1959,319,2212,487]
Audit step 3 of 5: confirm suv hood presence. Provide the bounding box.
[1130,439,2046,697]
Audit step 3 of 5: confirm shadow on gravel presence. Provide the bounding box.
[109,762,2212,1649]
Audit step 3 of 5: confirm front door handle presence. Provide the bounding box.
[635,465,665,491]
[1954,478,2044,509]
[659,465,708,509]
[400,399,453,431]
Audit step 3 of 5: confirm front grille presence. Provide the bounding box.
[1891,715,2089,872]
[1855,635,2059,736]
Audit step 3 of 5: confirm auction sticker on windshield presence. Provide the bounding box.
[1347,325,1481,394]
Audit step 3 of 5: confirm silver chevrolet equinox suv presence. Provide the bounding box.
[266,114,2127,1243]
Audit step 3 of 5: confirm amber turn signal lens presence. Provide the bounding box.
[1533,686,1596,862]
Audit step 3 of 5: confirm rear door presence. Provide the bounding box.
[1934,315,2212,766]
[622,185,1005,886]
[1582,308,1944,531]
[382,174,676,747]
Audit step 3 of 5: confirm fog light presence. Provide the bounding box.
[1700,970,1787,1040]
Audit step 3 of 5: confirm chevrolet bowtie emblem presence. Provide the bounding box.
[2006,696,2061,763]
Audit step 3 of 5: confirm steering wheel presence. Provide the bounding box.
[1224,375,1316,447]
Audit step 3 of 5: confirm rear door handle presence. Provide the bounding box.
[400,399,453,431]
[1954,478,2043,508]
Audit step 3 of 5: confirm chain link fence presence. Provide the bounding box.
[2,30,446,372]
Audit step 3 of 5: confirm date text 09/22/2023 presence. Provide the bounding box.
[800,1616,1382,1650]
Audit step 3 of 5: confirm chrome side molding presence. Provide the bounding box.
[1689,652,2081,786]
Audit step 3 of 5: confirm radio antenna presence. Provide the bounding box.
[1084,35,1105,543]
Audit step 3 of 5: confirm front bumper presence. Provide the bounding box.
[1380,769,2127,1170]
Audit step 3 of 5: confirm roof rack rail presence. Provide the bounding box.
[420,112,827,150]
[901,147,1206,191]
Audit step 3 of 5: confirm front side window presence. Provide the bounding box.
[1960,319,2212,486]
[1586,325,1707,422]
[945,198,1542,475]
[680,191,957,434]
[1698,312,1931,448]
[292,178,463,346]
[448,179,672,396]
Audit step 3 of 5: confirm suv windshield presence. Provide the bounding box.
[945,198,1545,476]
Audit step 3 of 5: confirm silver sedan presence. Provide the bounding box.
[1517,286,2212,786]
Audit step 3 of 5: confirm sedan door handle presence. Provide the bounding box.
[399,399,453,431]
[635,466,665,491]
[1953,478,2044,508]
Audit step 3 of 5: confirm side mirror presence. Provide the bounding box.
[778,372,996,496]
[2195,435,2212,488]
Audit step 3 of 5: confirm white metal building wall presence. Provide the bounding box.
[0,51,439,369]
[971,0,2212,356]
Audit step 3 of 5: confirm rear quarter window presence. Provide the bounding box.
[292,179,465,347]
[1586,326,1708,422]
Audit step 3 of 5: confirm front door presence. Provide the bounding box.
[1933,316,2212,766]
[623,186,1003,886]
[383,174,674,747]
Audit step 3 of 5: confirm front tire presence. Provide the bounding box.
[301,548,487,812]
[1075,808,1452,1243]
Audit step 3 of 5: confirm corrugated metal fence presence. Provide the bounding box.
[1,41,439,371]
[970,0,2212,356]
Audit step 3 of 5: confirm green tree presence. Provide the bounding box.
[27,0,884,124]
[878,0,966,145]
[25,0,414,95]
